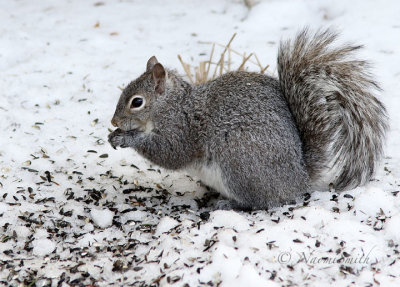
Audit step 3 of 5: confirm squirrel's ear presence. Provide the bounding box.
[152,63,166,94]
[146,56,159,72]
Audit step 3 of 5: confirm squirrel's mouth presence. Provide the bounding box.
[119,120,154,134]
[116,118,141,132]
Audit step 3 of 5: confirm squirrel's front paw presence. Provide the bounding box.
[108,128,141,149]
[108,128,127,149]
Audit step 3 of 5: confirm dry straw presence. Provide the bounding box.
[178,33,270,85]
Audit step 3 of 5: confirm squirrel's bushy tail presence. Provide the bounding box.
[277,29,388,191]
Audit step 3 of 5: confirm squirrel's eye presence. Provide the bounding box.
[130,96,145,110]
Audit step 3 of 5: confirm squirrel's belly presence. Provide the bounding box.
[186,163,231,198]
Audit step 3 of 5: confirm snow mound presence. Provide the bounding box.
[90,208,114,228]
[32,239,56,256]
[155,216,179,235]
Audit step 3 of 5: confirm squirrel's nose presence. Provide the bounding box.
[111,117,119,127]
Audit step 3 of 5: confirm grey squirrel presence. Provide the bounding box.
[108,29,388,210]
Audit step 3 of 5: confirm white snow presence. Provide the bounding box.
[1,0,400,286]
[14,226,31,239]
[155,216,179,235]
[90,208,114,228]
[210,210,251,231]
[385,213,400,242]
[32,239,56,257]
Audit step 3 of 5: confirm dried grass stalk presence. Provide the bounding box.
[178,34,270,85]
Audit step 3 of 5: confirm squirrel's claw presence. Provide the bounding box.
[108,128,125,149]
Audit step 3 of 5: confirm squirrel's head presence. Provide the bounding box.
[111,56,179,133]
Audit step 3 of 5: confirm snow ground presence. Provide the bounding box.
[1,0,400,286]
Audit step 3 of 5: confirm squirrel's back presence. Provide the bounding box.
[277,29,388,191]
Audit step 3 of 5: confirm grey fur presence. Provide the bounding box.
[278,29,388,191]
[109,29,388,210]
